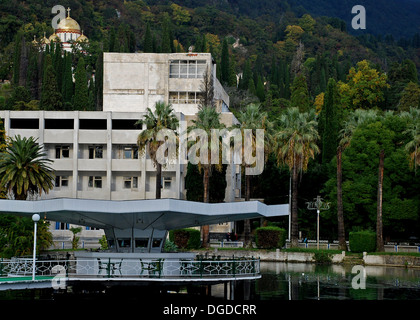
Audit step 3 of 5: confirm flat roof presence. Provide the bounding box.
[0,198,288,230]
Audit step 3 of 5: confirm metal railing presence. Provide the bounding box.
[0,257,260,280]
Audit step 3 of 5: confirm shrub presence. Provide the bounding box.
[255,226,286,249]
[349,230,376,253]
[169,228,201,249]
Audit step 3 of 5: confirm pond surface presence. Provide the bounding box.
[211,262,420,300]
[1,262,419,301]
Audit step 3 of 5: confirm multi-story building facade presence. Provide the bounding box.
[0,52,241,249]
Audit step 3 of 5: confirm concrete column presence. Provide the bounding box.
[140,122,147,199]
[106,112,112,199]
[73,111,79,198]
[38,111,45,146]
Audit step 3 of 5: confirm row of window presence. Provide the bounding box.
[4,118,142,130]
[108,238,162,249]
[55,222,99,230]
[169,60,207,79]
[55,145,138,159]
[54,175,172,190]
[169,91,203,104]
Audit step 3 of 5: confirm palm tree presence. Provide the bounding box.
[0,135,55,200]
[233,103,273,244]
[403,107,420,172]
[274,107,320,247]
[188,106,225,246]
[337,109,378,251]
[136,101,179,199]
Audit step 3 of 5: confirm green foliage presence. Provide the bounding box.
[349,230,376,253]
[70,226,82,250]
[0,135,55,200]
[321,78,340,164]
[338,60,389,110]
[73,57,89,111]
[0,215,53,258]
[220,38,230,85]
[290,75,310,112]
[255,226,286,249]
[185,162,204,202]
[99,235,108,250]
[163,239,178,252]
[169,229,201,249]
[40,54,62,111]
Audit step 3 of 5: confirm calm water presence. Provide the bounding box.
[1,262,419,301]
[211,262,420,300]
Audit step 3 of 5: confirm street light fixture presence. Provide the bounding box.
[306,196,330,250]
[32,213,40,281]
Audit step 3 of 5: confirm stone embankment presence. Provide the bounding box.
[193,249,420,268]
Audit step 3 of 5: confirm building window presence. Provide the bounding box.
[123,146,138,159]
[89,146,103,159]
[88,176,102,189]
[162,177,172,189]
[152,239,162,248]
[55,176,69,188]
[55,222,69,230]
[55,146,70,159]
[117,238,131,248]
[135,238,149,249]
[86,226,100,230]
[169,60,206,78]
[169,91,202,104]
[124,176,138,189]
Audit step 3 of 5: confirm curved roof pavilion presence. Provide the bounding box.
[0,198,288,254]
[0,198,288,230]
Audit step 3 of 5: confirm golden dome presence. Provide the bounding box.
[40,32,50,44]
[49,32,60,42]
[32,35,38,46]
[56,8,81,31]
[76,31,88,42]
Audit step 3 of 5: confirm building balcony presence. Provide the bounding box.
[111,159,141,171]
[78,159,107,171]
[52,159,74,171]
[44,130,74,144]
[78,130,107,144]
[111,130,141,144]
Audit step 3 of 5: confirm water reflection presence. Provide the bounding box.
[212,262,420,300]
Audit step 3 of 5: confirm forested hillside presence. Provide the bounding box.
[0,0,419,242]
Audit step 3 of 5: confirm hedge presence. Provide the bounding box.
[255,226,286,249]
[349,230,376,253]
[169,228,201,249]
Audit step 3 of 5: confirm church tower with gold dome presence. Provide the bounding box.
[54,7,88,52]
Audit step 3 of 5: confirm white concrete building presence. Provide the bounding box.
[0,52,240,249]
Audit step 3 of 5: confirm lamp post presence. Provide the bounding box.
[306,196,330,250]
[32,213,40,281]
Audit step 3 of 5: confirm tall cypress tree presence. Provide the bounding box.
[143,23,153,53]
[53,42,63,94]
[161,14,172,53]
[40,54,63,110]
[73,57,89,111]
[290,74,310,112]
[256,76,265,101]
[61,52,74,106]
[321,78,339,165]
[240,60,252,91]
[109,27,117,52]
[12,32,23,87]
[220,38,230,85]
[26,48,39,100]
[95,52,103,111]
